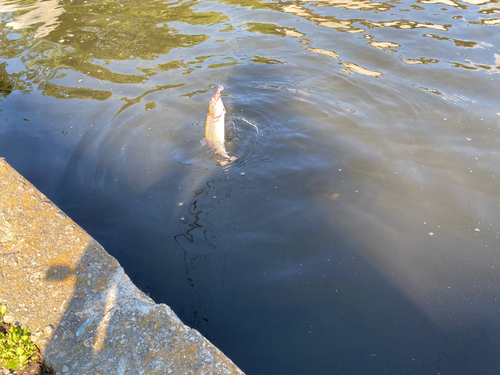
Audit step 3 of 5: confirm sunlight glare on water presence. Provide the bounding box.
[1,0,500,373]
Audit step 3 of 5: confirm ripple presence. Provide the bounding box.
[226,108,292,171]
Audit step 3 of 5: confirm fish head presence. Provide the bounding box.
[208,85,225,118]
[214,85,224,101]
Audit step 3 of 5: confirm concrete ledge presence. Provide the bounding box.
[0,159,244,375]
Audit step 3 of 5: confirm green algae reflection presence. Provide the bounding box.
[0,0,227,100]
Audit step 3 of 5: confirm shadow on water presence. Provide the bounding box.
[38,179,500,375]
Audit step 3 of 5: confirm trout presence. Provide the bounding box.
[205,85,237,165]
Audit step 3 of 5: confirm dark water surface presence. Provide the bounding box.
[1,0,500,373]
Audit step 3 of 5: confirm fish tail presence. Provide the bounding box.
[217,155,238,166]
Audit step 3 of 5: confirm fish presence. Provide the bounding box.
[204,85,237,165]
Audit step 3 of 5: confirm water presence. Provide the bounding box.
[1,0,500,373]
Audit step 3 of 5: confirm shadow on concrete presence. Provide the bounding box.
[43,241,133,374]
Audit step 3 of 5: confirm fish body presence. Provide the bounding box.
[205,85,237,164]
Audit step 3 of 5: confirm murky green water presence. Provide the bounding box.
[1,0,500,373]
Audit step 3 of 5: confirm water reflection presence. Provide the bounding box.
[0,62,13,99]
[0,0,497,103]
[0,0,64,38]
[0,0,227,99]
